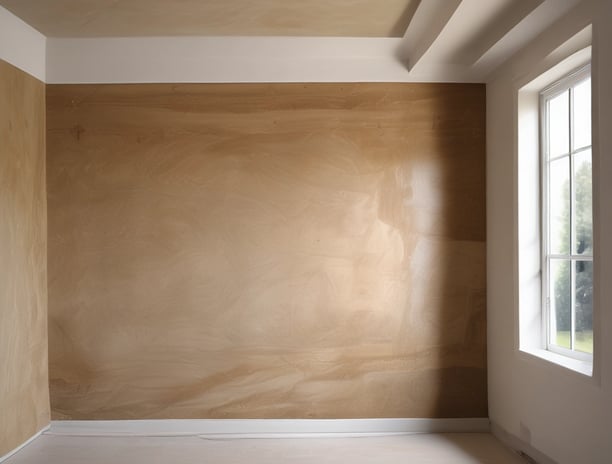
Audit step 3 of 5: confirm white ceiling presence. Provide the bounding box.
[0,0,588,83]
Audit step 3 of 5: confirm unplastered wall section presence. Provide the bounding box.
[46,82,486,420]
[487,0,612,463]
[0,54,47,464]
[0,6,48,459]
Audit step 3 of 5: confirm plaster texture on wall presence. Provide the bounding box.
[0,59,48,457]
[47,82,486,420]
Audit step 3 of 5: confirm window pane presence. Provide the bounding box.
[574,149,593,255]
[549,157,570,255]
[550,259,571,349]
[575,260,593,353]
[548,90,570,157]
[573,78,591,150]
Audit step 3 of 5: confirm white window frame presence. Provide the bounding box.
[540,64,593,363]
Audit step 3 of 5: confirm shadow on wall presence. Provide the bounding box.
[45,82,486,420]
[424,84,487,417]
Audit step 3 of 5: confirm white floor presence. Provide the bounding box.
[6,433,526,464]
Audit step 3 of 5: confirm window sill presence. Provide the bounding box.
[519,347,593,376]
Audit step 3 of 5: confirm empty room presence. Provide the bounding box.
[0,1,610,463]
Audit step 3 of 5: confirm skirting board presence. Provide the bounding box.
[49,418,490,439]
[0,426,50,464]
[490,422,558,464]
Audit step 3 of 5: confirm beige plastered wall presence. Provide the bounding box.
[0,58,49,457]
[46,82,487,420]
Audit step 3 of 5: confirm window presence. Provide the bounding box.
[541,65,593,361]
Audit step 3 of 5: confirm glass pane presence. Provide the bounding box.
[574,149,593,255]
[549,157,570,255]
[573,78,591,150]
[550,259,571,349]
[575,260,593,353]
[548,90,570,157]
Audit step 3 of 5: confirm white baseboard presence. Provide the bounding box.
[491,422,558,464]
[49,418,490,438]
[0,426,49,463]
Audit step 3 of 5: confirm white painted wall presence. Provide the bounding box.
[0,6,45,81]
[45,36,483,84]
[487,1,612,463]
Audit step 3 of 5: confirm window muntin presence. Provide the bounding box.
[541,65,593,360]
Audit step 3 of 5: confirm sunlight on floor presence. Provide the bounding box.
[6,433,525,464]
